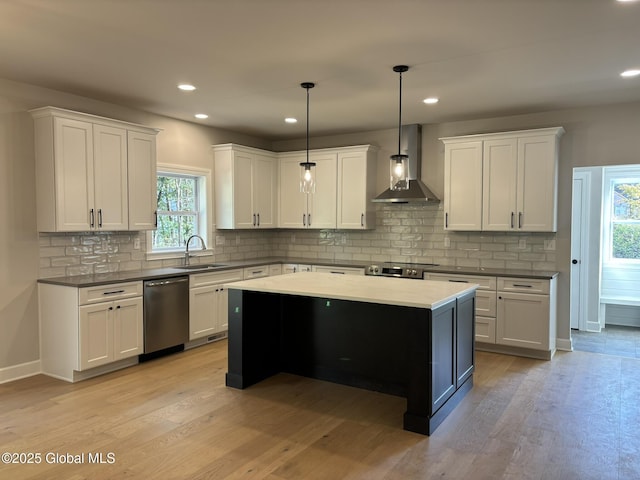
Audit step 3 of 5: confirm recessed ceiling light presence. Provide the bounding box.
[285,117,298,124]
[178,84,196,91]
[194,113,208,119]
[621,69,640,78]
[617,0,637,3]
[423,97,439,105]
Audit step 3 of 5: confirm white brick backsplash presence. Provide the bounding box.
[38,205,558,278]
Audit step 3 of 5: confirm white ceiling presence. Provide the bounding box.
[1,0,640,140]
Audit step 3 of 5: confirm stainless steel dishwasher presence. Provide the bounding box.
[143,276,189,355]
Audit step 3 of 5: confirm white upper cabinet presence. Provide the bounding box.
[336,146,378,229]
[30,107,160,232]
[278,150,337,229]
[213,144,277,229]
[441,127,564,232]
[127,131,158,230]
[443,140,483,230]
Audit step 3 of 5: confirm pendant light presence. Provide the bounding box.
[390,65,409,191]
[300,82,316,194]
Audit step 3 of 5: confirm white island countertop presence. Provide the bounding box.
[226,272,478,309]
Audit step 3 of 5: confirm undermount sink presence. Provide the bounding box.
[175,263,227,270]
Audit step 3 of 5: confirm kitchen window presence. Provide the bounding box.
[603,168,640,263]
[149,165,211,255]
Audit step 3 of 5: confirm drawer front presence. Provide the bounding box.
[476,290,497,317]
[475,316,496,343]
[425,273,496,290]
[497,277,549,294]
[79,281,143,305]
[190,269,243,288]
[243,266,269,279]
[312,265,365,275]
[269,264,283,276]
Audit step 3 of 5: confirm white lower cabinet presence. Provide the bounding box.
[189,269,243,340]
[282,263,312,274]
[39,281,143,382]
[496,277,556,353]
[425,272,556,359]
[311,265,364,275]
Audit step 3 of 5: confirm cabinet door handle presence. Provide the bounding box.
[330,271,345,274]
[98,208,103,228]
[445,212,449,228]
[116,305,121,309]
[512,284,533,288]
[90,208,95,228]
[308,213,311,226]
[253,214,256,226]
[303,213,306,226]
[518,212,523,229]
[257,213,260,227]
[103,290,125,295]
[448,279,469,283]
[154,210,158,228]
[361,213,364,227]
[108,306,113,311]
[511,212,514,229]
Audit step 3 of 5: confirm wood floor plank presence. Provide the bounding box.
[2,340,640,479]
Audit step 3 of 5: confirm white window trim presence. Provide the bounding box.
[146,163,213,261]
[602,166,640,266]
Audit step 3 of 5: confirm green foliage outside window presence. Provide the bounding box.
[153,174,199,250]
[611,182,640,260]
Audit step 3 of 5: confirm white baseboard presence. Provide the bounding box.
[0,360,41,384]
[556,337,573,352]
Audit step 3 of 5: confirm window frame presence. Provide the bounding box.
[146,164,212,260]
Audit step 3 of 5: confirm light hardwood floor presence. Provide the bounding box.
[1,341,638,480]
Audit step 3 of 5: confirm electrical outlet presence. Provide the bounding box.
[133,237,141,250]
[215,235,225,246]
[518,238,527,249]
[544,239,556,251]
[444,236,451,248]
[291,234,296,244]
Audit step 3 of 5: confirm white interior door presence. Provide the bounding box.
[570,174,585,330]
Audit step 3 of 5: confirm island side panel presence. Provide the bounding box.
[279,295,421,397]
[226,289,282,389]
[456,291,476,386]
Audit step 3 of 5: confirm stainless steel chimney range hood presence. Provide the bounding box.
[372,124,440,204]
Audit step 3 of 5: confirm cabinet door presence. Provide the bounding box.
[128,131,158,230]
[517,135,558,231]
[231,151,255,229]
[216,287,229,332]
[496,292,550,350]
[337,150,374,229]
[482,138,517,231]
[253,154,277,228]
[93,124,128,230]
[189,285,217,340]
[278,156,307,228]
[53,117,94,231]
[113,297,143,360]
[79,303,113,370]
[444,141,483,230]
[307,152,337,228]
[431,302,457,413]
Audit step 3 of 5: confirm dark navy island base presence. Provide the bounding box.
[225,289,476,435]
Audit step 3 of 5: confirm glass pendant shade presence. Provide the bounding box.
[300,161,316,193]
[390,154,409,190]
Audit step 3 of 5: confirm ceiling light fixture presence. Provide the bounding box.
[423,97,439,105]
[194,113,208,119]
[285,117,298,124]
[178,84,196,91]
[299,82,316,194]
[620,69,640,78]
[390,65,410,191]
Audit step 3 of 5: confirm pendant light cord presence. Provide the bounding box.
[306,85,310,164]
[397,69,402,157]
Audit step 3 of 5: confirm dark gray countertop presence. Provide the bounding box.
[38,256,558,288]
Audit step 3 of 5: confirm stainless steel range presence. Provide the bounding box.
[365,262,439,279]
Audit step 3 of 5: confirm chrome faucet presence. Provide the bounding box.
[184,234,207,265]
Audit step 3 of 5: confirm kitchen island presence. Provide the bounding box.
[225,272,477,435]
